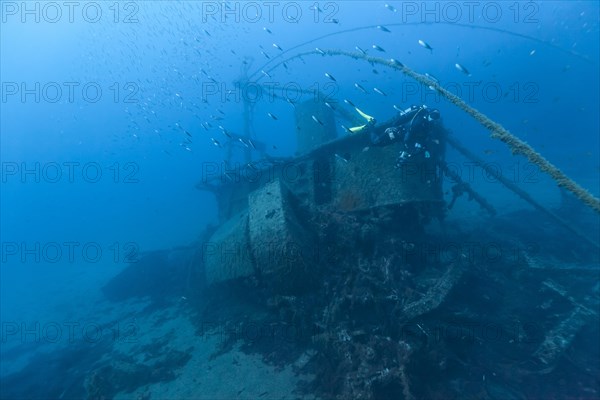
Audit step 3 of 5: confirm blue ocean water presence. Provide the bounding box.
[1,1,599,399]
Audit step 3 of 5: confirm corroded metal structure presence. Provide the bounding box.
[198,100,445,291]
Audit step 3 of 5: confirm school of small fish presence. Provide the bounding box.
[98,1,567,164]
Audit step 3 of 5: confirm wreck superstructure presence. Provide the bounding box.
[197,100,447,293]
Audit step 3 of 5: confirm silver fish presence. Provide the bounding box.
[312,115,324,125]
[354,83,368,93]
[385,3,397,12]
[372,44,386,52]
[334,153,349,163]
[267,112,278,120]
[418,39,433,52]
[373,87,387,96]
[377,25,391,33]
[425,72,439,83]
[272,43,283,51]
[455,63,471,76]
[220,128,232,139]
[355,45,367,55]
[325,72,336,81]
